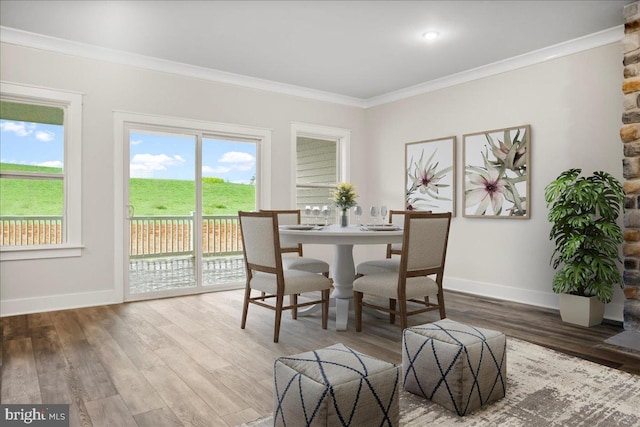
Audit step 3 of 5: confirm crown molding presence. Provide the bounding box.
[0,26,366,108]
[1,25,623,109]
[363,25,623,108]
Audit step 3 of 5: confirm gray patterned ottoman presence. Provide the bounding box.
[274,343,400,426]
[402,319,507,416]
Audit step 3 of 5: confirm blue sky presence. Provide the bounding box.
[130,131,256,183]
[0,120,64,169]
[0,121,256,183]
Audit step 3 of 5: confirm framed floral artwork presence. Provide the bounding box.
[463,125,530,219]
[405,136,456,214]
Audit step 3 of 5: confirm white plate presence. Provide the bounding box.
[367,226,401,231]
[281,225,316,230]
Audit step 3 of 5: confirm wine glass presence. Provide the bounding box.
[370,206,379,225]
[354,205,363,224]
[380,205,388,224]
[304,205,312,225]
[322,205,331,226]
[312,206,321,225]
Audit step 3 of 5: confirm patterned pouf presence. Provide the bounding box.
[274,343,400,426]
[402,319,507,416]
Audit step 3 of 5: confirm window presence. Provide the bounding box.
[295,136,338,209]
[292,122,351,215]
[0,82,82,260]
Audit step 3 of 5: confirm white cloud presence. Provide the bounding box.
[35,130,55,142]
[130,153,185,178]
[219,151,255,164]
[34,160,63,168]
[203,165,231,175]
[0,121,32,137]
[130,139,143,145]
[204,151,256,176]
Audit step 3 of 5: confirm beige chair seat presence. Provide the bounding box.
[239,211,331,342]
[356,210,412,277]
[282,256,330,275]
[262,209,330,277]
[354,212,452,331]
[353,272,438,300]
[252,270,330,295]
[356,258,400,275]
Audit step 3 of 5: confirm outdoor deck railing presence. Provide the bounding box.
[128,214,242,258]
[1,214,243,258]
[0,216,63,246]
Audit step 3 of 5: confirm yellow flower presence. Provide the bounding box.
[331,182,358,210]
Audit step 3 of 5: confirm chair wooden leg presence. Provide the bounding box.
[389,299,396,324]
[260,291,266,301]
[290,294,298,319]
[322,289,329,329]
[399,299,408,330]
[274,294,284,343]
[438,294,446,319]
[354,291,363,332]
[241,285,251,329]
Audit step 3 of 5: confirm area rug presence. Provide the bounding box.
[240,338,640,426]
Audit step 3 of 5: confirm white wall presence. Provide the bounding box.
[0,41,627,321]
[362,43,626,320]
[0,42,366,315]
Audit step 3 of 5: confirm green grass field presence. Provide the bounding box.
[0,163,255,216]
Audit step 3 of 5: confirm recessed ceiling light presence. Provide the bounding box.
[422,31,439,41]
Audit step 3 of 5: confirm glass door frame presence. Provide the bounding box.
[113,111,272,303]
[125,124,202,299]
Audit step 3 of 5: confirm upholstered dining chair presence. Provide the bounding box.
[261,209,330,278]
[353,211,452,331]
[239,211,331,342]
[356,210,424,276]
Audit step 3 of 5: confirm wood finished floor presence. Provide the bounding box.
[1,289,639,427]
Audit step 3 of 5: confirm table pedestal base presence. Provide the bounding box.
[297,293,353,331]
[331,244,355,331]
[279,225,403,332]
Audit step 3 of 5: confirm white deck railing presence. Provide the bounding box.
[0,216,63,246]
[129,214,242,258]
[1,214,243,258]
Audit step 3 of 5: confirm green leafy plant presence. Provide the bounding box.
[544,169,624,303]
[331,182,358,211]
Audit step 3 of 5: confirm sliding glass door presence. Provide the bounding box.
[125,126,257,299]
[201,137,256,287]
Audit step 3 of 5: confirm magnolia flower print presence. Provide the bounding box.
[465,159,507,215]
[465,127,528,216]
[486,128,527,172]
[406,148,453,209]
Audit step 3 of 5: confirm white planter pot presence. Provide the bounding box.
[558,294,605,327]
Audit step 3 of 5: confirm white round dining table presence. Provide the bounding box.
[279,224,403,331]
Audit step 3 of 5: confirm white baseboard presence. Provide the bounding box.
[0,289,121,317]
[1,277,625,323]
[444,276,624,323]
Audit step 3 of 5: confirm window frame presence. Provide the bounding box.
[291,122,351,209]
[0,81,83,261]
[114,110,272,302]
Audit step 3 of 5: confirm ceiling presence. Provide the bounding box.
[0,0,633,102]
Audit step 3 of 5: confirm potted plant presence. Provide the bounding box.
[331,182,358,227]
[544,169,625,326]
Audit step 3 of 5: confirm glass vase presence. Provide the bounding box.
[340,209,348,227]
